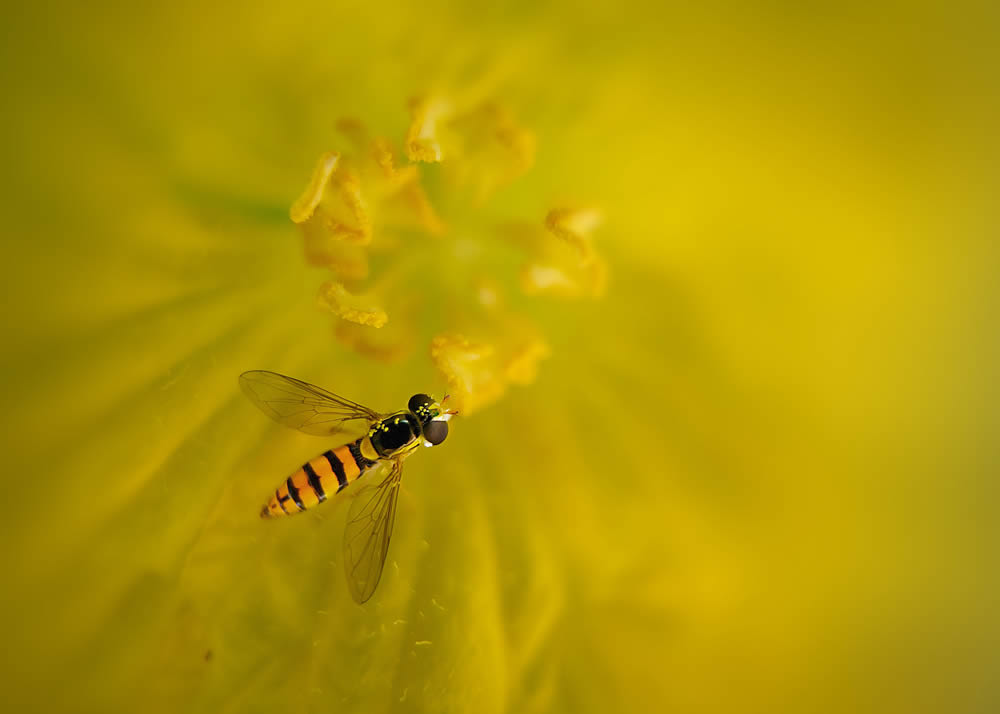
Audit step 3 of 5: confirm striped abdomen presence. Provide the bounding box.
[261,438,377,518]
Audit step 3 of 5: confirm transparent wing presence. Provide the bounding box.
[342,459,403,604]
[239,370,381,437]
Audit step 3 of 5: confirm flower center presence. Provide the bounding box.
[290,96,606,414]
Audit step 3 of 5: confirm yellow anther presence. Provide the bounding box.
[290,152,339,224]
[545,206,603,261]
[406,96,451,162]
[300,216,370,280]
[507,208,607,299]
[316,282,388,328]
[430,326,549,416]
[323,168,372,244]
[520,254,607,299]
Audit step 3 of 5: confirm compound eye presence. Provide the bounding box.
[423,420,448,445]
[408,393,433,414]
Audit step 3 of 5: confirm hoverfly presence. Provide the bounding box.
[239,370,456,604]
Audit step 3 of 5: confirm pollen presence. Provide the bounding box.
[316,282,388,328]
[323,168,372,244]
[289,96,604,413]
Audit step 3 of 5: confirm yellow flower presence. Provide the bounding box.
[2,2,996,714]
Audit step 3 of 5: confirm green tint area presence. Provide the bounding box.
[1,1,997,713]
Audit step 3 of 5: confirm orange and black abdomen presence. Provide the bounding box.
[261,439,376,518]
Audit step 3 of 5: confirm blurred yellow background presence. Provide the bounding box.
[1,1,996,713]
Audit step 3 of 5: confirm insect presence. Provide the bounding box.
[239,370,456,603]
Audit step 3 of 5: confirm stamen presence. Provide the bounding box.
[290,152,340,224]
[288,98,603,412]
[545,207,603,262]
[317,282,388,328]
[406,96,451,162]
[321,168,372,244]
[430,326,549,416]
[506,207,607,299]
